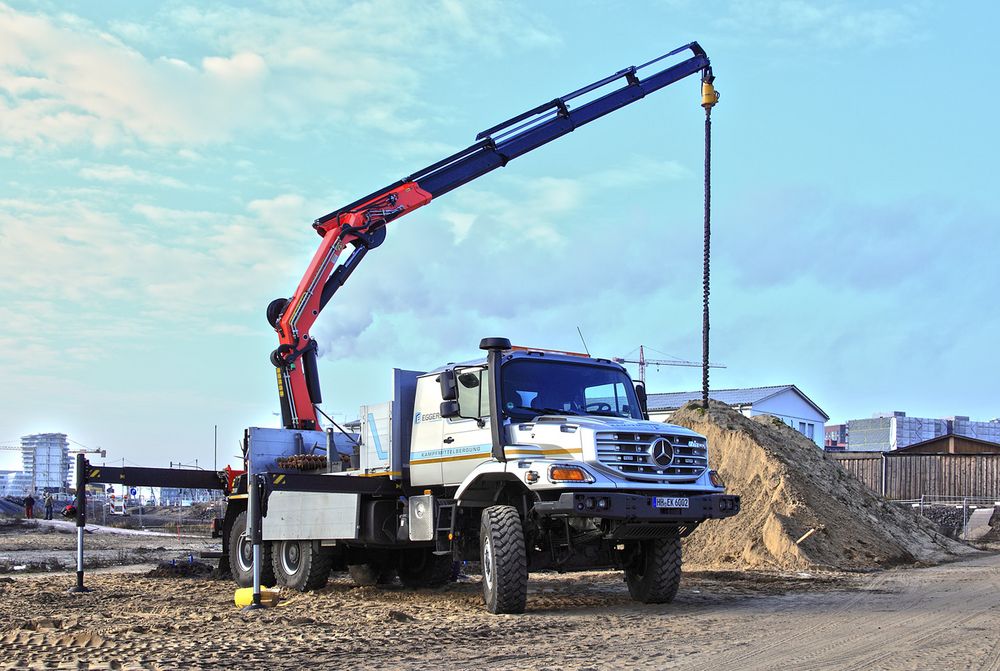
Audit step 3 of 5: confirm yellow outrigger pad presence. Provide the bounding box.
[234,587,280,608]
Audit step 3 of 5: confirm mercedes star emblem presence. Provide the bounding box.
[650,437,673,467]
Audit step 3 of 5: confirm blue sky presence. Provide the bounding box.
[1,1,997,469]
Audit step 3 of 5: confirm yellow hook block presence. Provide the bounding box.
[701,81,720,109]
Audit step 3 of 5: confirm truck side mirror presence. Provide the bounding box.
[634,382,649,420]
[440,400,461,418]
[439,370,458,401]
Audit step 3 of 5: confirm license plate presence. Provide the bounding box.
[653,497,689,509]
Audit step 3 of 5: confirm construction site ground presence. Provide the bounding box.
[3,403,995,669]
[0,519,215,574]
[2,546,1000,670]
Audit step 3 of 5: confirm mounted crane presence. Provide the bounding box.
[265,42,718,431]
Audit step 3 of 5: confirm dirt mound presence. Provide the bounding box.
[0,498,23,516]
[919,506,967,538]
[669,401,974,571]
[146,559,215,579]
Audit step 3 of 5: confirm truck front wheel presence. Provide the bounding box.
[227,510,276,588]
[480,505,527,614]
[272,540,332,592]
[624,533,682,604]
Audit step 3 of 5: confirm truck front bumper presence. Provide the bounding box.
[532,491,740,523]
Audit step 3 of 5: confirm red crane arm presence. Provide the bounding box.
[269,183,432,429]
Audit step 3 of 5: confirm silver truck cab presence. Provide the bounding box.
[414,347,726,498]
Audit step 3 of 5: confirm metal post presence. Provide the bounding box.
[69,453,90,593]
[243,473,265,610]
[880,454,888,498]
[963,498,969,540]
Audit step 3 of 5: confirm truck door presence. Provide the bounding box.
[441,367,494,486]
[410,375,446,487]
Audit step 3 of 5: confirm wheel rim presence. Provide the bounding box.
[237,531,253,572]
[482,537,494,589]
[281,541,301,575]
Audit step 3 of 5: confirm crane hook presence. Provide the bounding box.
[701,68,719,109]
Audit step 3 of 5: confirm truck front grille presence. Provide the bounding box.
[595,431,708,483]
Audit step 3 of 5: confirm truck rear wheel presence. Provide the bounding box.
[480,505,527,614]
[228,510,276,588]
[398,548,455,588]
[625,533,682,604]
[272,540,332,592]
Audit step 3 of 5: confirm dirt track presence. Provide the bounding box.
[2,551,999,670]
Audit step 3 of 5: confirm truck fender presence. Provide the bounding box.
[221,496,247,556]
[454,464,537,509]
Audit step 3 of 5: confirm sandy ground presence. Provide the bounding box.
[0,519,216,573]
[2,550,1000,671]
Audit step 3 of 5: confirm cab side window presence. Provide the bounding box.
[455,367,491,419]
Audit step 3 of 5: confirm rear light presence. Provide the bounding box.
[709,470,725,488]
[548,465,594,483]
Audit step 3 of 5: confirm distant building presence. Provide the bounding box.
[159,487,219,505]
[896,434,1000,455]
[20,433,70,492]
[825,423,848,450]
[846,412,1000,452]
[646,385,829,447]
[0,470,20,496]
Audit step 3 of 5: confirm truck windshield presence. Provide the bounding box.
[500,359,642,420]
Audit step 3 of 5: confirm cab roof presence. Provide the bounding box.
[425,348,627,376]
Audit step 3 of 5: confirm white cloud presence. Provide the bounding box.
[308,154,702,361]
[0,190,330,371]
[712,0,920,48]
[0,2,559,150]
[78,163,187,188]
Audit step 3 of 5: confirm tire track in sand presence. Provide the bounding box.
[685,570,894,671]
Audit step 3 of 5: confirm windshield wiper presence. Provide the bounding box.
[586,410,625,417]
[507,405,580,417]
[537,407,581,416]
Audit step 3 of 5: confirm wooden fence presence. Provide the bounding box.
[830,452,1000,500]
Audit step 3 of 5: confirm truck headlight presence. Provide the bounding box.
[548,465,594,483]
[709,470,725,488]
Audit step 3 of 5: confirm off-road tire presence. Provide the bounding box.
[398,548,455,588]
[228,510,276,588]
[348,562,397,586]
[625,533,682,604]
[272,540,332,592]
[480,505,528,614]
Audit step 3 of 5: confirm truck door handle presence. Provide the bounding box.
[443,437,455,444]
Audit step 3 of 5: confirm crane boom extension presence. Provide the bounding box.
[269,42,715,430]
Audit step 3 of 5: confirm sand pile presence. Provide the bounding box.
[669,401,975,571]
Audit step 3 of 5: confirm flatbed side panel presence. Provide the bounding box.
[247,426,328,475]
[360,402,392,474]
[261,491,360,541]
[392,368,424,483]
